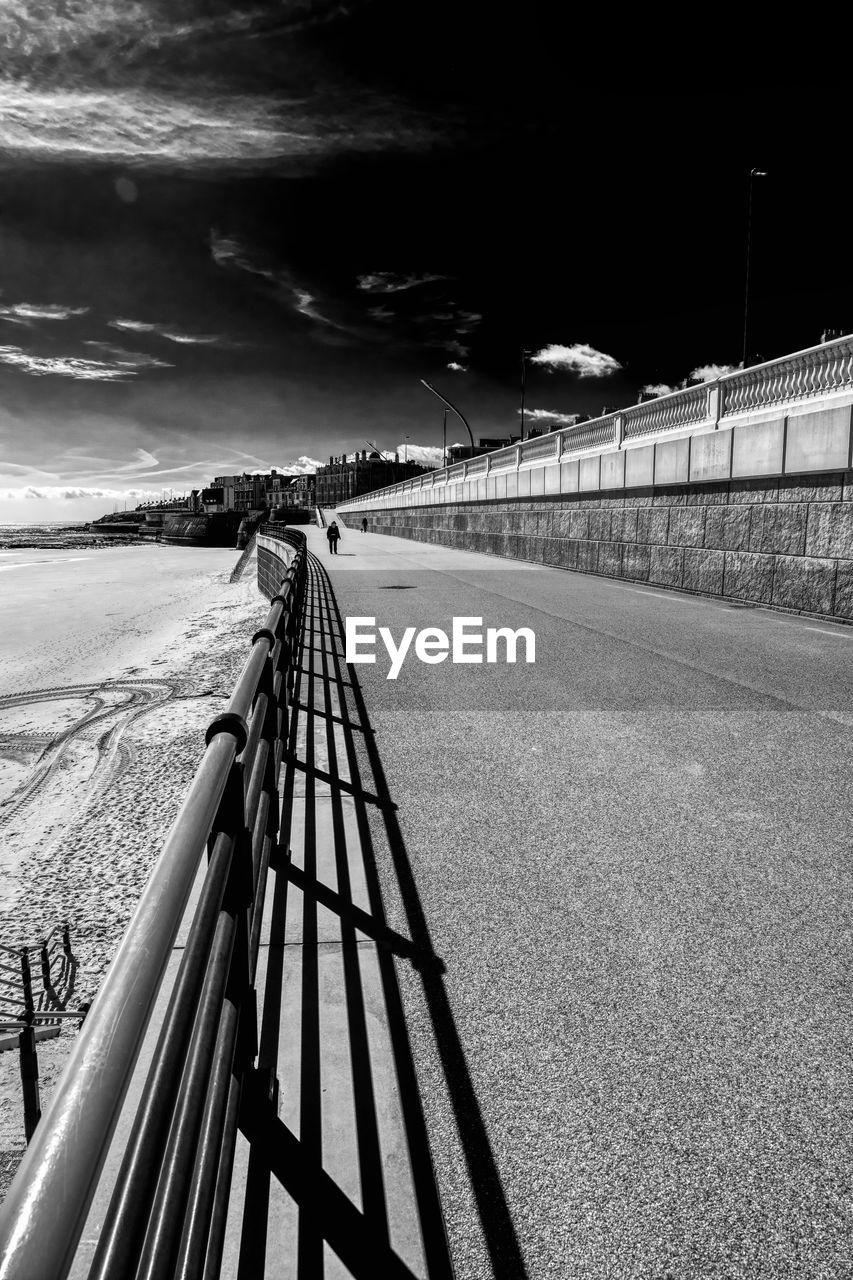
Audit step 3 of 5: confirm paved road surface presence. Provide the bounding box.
[313,518,853,1279]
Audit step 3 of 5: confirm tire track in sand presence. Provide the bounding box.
[0,680,176,825]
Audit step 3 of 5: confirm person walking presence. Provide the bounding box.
[361,517,368,533]
[326,520,341,554]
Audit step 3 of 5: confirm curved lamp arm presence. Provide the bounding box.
[420,379,475,449]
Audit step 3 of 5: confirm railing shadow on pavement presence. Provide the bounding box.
[0,536,527,1280]
[232,552,528,1279]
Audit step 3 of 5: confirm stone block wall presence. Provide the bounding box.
[353,471,853,622]
[257,535,294,600]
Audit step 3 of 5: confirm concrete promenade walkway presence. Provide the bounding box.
[311,513,853,1279]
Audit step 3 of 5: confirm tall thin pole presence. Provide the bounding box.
[520,348,527,441]
[442,407,448,469]
[742,168,767,368]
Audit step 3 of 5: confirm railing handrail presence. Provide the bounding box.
[0,532,308,1280]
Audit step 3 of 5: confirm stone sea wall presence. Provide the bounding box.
[355,470,853,622]
[257,533,295,599]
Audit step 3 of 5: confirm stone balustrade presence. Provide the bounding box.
[344,334,853,515]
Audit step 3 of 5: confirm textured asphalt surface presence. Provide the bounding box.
[313,518,853,1280]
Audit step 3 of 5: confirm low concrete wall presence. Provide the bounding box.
[257,532,295,600]
[358,470,853,622]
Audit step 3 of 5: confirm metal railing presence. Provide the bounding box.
[0,925,79,1142]
[0,925,74,1023]
[0,528,308,1280]
[339,332,853,511]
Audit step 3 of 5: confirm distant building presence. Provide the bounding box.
[281,473,316,509]
[209,475,241,511]
[315,451,428,508]
[233,473,268,512]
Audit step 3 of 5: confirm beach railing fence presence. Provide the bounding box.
[0,924,80,1142]
[0,526,308,1280]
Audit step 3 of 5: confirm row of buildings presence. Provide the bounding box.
[181,427,594,520]
[201,470,316,514]
[195,450,429,517]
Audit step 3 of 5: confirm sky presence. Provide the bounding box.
[0,3,850,522]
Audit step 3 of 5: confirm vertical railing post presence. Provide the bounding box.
[19,948,41,1142]
[40,937,52,992]
[708,381,723,427]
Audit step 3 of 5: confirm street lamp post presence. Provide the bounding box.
[520,347,529,441]
[405,436,409,463]
[742,167,768,368]
[443,407,448,469]
[419,379,475,451]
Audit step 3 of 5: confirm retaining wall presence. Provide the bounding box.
[355,470,853,622]
[257,532,295,600]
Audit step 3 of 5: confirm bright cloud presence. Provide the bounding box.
[447,361,467,373]
[394,443,445,466]
[519,407,584,425]
[530,343,622,378]
[690,362,741,382]
[641,382,676,397]
[280,455,323,474]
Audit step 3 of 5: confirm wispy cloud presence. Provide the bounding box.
[690,362,740,382]
[0,485,165,502]
[453,310,481,335]
[429,337,470,360]
[0,86,337,169]
[0,345,131,381]
[108,319,229,346]
[0,4,450,173]
[83,342,174,370]
[210,231,374,342]
[109,319,160,334]
[357,272,451,294]
[161,332,223,346]
[530,343,622,378]
[209,234,274,278]
[0,302,89,322]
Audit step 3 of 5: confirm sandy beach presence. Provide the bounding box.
[0,541,269,1169]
